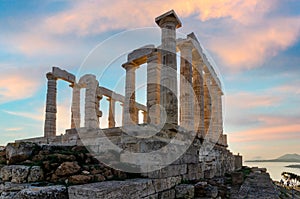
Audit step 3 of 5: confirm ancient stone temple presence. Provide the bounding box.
[12,10,242,199]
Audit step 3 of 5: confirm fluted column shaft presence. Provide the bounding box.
[71,83,81,128]
[123,63,138,126]
[147,50,161,124]
[179,42,194,130]
[108,98,116,128]
[44,73,57,138]
[193,57,205,137]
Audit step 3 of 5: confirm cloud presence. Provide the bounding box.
[209,17,300,70]
[0,72,40,104]
[4,127,23,132]
[3,110,43,121]
[230,123,300,143]
[41,0,275,36]
[225,91,282,109]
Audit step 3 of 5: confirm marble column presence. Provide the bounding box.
[147,50,161,124]
[107,98,116,128]
[142,111,148,124]
[71,83,81,129]
[122,62,138,126]
[44,72,57,138]
[203,73,211,137]
[217,89,223,145]
[179,41,194,131]
[210,81,219,143]
[79,74,99,129]
[156,10,181,125]
[193,57,205,137]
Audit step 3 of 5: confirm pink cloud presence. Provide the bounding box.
[225,91,282,109]
[209,17,300,70]
[230,124,300,143]
[0,73,40,104]
[41,0,275,36]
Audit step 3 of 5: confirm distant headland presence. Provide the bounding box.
[246,153,300,163]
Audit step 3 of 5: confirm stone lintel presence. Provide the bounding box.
[128,45,155,65]
[99,87,147,112]
[155,10,182,29]
[52,67,75,83]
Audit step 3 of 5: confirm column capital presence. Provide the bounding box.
[155,10,182,29]
[122,62,138,70]
[46,72,57,80]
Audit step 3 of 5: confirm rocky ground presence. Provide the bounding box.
[1,142,296,198]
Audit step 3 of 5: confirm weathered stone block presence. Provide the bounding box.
[28,166,44,182]
[6,142,39,164]
[175,184,194,199]
[14,185,68,199]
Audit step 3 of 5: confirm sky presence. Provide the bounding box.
[0,0,299,160]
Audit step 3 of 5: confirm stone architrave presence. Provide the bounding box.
[71,83,81,129]
[147,50,161,124]
[107,98,116,128]
[156,10,181,125]
[122,62,138,126]
[44,72,57,138]
[179,41,194,131]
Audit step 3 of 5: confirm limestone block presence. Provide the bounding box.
[0,166,12,181]
[175,184,194,199]
[152,176,181,193]
[28,166,44,182]
[68,179,155,199]
[11,165,30,183]
[128,45,155,63]
[6,142,39,164]
[52,67,75,83]
[55,161,81,177]
[142,164,187,178]
[158,189,175,199]
[14,185,68,199]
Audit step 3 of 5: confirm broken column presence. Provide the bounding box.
[122,62,138,126]
[147,50,161,124]
[71,83,81,129]
[179,41,194,131]
[156,10,181,125]
[44,72,57,138]
[107,97,116,128]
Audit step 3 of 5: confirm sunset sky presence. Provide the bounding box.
[0,0,299,160]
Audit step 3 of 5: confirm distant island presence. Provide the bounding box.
[246,153,300,163]
[285,164,300,169]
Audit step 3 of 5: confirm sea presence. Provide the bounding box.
[244,161,300,181]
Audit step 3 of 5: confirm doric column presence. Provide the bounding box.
[122,62,138,126]
[147,50,161,124]
[156,10,181,125]
[217,89,223,144]
[107,98,116,128]
[79,74,99,129]
[44,72,57,138]
[203,73,211,137]
[179,41,194,131]
[71,83,81,129]
[96,87,102,127]
[193,56,205,137]
[142,111,148,123]
[211,81,219,143]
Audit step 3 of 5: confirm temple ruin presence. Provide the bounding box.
[12,10,243,198]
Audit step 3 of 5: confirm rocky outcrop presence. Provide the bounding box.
[6,142,39,164]
[175,184,194,199]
